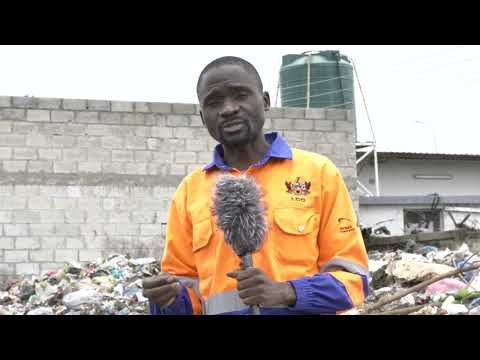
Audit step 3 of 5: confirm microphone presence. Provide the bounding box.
[212,174,267,315]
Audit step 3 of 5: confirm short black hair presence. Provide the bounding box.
[196,56,263,95]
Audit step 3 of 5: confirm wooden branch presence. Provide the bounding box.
[364,262,480,313]
[372,304,427,315]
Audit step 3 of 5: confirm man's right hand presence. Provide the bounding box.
[143,273,182,308]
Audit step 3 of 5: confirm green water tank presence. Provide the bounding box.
[280,50,354,109]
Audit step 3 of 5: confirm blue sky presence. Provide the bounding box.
[0,45,478,154]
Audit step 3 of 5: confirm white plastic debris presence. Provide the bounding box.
[113,284,124,296]
[128,258,157,266]
[35,283,59,303]
[130,279,144,288]
[431,293,449,303]
[399,294,416,306]
[375,287,393,295]
[442,295,456,306]
[453,244,471,260]
[368,260,388,273]
[432,249,453,262]
[0,291,9,302]
[63,289,103,309]
[136,292,148,303]
[441,303,468,315]
[400,253,431,263]
[27,307,54,315]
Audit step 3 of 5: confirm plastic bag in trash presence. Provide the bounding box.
[425,278,467,296]
[63,289,103,309]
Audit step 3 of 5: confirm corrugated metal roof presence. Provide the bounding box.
[357,151,480,161]
[360,195,480,205]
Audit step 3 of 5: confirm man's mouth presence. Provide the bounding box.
[222,120,245,133]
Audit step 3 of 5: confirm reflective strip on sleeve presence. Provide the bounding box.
[204,290,249,315]
[204,291,288,315]
[320,258,369,277]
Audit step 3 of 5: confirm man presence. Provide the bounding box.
[143,56,369,315]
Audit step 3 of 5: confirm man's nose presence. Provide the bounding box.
[220,100,239,117]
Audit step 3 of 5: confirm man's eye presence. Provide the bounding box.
[237,92,249,98]
[206,99,222,106]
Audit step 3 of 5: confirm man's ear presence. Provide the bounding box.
[263,91,271,112]
[200,109,206,126]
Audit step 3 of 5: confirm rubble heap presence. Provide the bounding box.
[364,243,480,315]
[0,254,159,315]
[2,242,480,315]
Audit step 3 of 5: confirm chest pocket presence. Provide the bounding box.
[192,216,214,279]
[273,208,320,266]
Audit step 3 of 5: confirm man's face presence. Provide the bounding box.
[198,64,270,147]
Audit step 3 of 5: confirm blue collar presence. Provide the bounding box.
[203,132,293,171]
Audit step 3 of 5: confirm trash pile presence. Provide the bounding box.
[2,243,480,315]
[363,243,480,315]
[0,254,159,315]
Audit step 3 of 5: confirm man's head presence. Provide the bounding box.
[197,56,270,147]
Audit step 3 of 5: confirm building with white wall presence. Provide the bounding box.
[357,151,480,235]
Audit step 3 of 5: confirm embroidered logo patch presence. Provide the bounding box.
[338,218,355,233]
[285,177,311,202]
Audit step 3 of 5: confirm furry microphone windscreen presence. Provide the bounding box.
[212,174,267,258]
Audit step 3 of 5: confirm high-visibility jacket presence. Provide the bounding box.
[150,132,369,315]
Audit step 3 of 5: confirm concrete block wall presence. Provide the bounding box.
[0,95,357,283]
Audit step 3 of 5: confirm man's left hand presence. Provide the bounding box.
[226,268,296,307]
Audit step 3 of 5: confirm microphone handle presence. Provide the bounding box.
[241,254,261,316]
